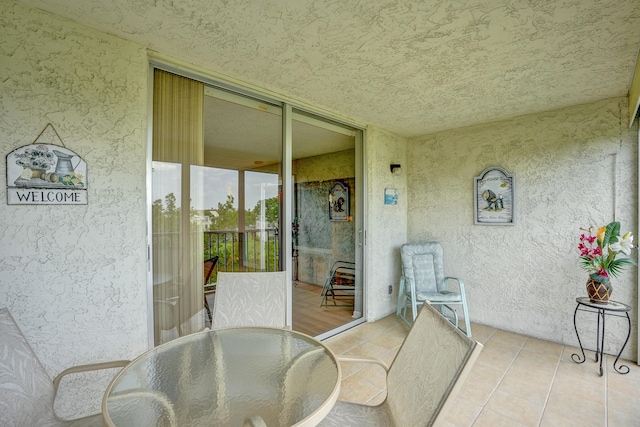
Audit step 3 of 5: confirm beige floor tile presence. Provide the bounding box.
[508,351,559,383]
[456,363,504,406]
[367,329,405,351]
[440,395,483,426]
[349,363,388,389]
[487,329,528,348]
[551,369,606,402]
[345,320,390,341]
[344,340,395,359]
[473,408,529,427]
[469,323,497,344]
[607,388,640,418]
[555,357,608,385]
[607,362,640,395]
[520,337,564,358]
[545,387,606,426]
[608,407,640,427]
[338,373,384,404]
[378,349,397,368]
[324,333,365,355]
[495,370,552,404]
[475,339,521,371]
[364,390,386,406]
[337,359,367,379]
[484,389,545,427]
[540,408,601,427]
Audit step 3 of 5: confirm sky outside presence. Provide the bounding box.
[152,162,278,211]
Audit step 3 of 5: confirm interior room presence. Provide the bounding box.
[1,0,640,425]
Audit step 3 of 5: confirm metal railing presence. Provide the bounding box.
[204,228,279,275]
[152,228,279,286]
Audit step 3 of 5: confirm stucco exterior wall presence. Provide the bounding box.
[0,1,149,416]
[365,126,408,321]
[407,98,638,361]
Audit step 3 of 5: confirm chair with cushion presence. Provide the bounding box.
[0,307,129,426]
[396,242,471,337]
[318,303,482,427]
[203,256,219,323]
[212,271,287,329]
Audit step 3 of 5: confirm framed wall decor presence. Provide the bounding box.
[474,167,515,225]
[329,181,349,221]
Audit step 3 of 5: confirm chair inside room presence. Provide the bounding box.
[396,241,471,337]
[320,260,356,307]
[212,271,287,329]
[318,303,482,427]
[0,308,129,426]
[203,256,219,324]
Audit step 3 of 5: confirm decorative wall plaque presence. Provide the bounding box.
[474,167,515,225]
[328,181,349,221]
[6,124,87,205]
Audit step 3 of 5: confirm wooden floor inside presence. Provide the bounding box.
[292,281,355,337]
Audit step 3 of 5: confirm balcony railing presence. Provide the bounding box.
[204,228,279,281]
[153,228,279,287]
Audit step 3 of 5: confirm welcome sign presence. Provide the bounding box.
[6,125,88,205]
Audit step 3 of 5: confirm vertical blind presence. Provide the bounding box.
[152,69,205,344]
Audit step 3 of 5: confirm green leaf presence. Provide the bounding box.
[603,221,620,247]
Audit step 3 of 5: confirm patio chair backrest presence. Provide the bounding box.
[0,308,57,426]
[401,242,445,294]
[212,272,287,329]
[385,303,480,426]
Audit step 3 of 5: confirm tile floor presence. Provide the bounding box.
[323,313,640,427]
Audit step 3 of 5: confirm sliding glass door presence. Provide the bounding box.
[150,67,364,345]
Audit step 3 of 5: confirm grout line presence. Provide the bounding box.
[537,344,564,427]
[604,354,608,427]
[469,334,529,426]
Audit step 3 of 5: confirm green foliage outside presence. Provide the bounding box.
[153,193,280,278]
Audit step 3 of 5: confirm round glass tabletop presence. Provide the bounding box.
[103,327,341,427]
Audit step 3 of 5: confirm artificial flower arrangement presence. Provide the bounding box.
[578,221,635,281]
[14,144,56,171]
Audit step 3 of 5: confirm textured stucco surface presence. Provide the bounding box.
[0,1,149,417]
[12,0,640,137]
[407,98,638,360]
[365,127,408,321]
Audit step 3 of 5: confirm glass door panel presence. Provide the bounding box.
[291,110,363,337]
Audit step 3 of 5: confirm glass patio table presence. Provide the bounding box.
[102,327,341,427]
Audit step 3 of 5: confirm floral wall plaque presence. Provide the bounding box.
[6,126,87,205]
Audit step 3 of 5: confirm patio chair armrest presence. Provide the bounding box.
[53,360,130,397]
[244,414,267,427]
[443,276,465,293]
[336,355,389,372]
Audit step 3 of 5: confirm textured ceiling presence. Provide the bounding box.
[14,0,640,137]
